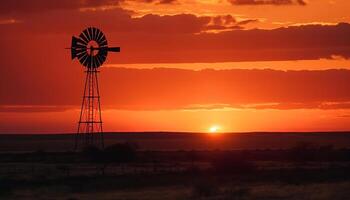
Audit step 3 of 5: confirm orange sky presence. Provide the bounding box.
[1,0,350,133]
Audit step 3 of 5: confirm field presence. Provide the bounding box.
[1,132,350,152]
[0,132,350,199]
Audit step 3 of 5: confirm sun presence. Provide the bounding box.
[209,125,221,134]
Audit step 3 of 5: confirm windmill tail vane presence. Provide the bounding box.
[69,27,120,150]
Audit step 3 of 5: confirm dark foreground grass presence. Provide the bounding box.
[1,165,350,199]
[1,147,350,200]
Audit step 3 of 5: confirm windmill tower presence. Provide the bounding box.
[70,27,120,150]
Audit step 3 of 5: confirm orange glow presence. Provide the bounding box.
[1,1,350,133]
[209,125,221,134]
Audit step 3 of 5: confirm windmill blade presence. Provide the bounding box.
[99,39,107,47]
[96,53,106,64]
[83,29,91,41]
[92,56,98,68]
[77,51,88,61]
[75,48,86,55]
[90,56,94,68]
[90,55,95,68]
[97,30,105,43]
[71,37,87,55]
[92,27,99,41]
[87,27,94,41]
[79,32,89,44]
[77,50,88,60]
[96,29,103,43]
[71,48,77,60]
[71,27,121,68]
[91,27,96,41]
[94,56,100,68]
[73,43,87,50]
[98,34,107,46]
[72,35,87,46]
[79,52,88,63]
[82,55,91,67]
[89,55,94,68]
[99,53,107,63]
[95,54,102,67]
[71,36,81,49]
[78,52,88,66]
[71,36,88,59]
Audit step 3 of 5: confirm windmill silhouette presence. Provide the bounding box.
[69,27,120,150]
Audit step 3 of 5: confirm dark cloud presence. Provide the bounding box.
[0,7,349,63]
[0,0,123,17]
[0,0,178,18]
[236,19,259,26]
[102,22,349,63]
[0,9,254,34]
[249,102,350,110]
[139,0,178,4]
[229,0,307,6]
[0,105,73,113]
[205,15,254,31]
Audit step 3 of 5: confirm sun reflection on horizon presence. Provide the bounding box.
[209,125,221,134]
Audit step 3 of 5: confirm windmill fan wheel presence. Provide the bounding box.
[71,27,108,68]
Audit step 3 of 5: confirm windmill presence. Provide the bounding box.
[69,27,120,150]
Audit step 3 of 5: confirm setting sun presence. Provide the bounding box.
[209,125,221,134]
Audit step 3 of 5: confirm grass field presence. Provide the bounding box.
[1,132,350,199]
[1,132,350,152]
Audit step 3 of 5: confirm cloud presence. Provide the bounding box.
[139,0,178,4]
[0,8,255,34]
[229,0,307,6]
[247,102,350,110]
[2,2,349,63]
[0,105,74,113]
[99,68,350,110]
[0,0,123,17]
[0,0,179,19]
[2,66,350,111]
[106,22,350,63]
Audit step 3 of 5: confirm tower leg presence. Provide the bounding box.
[75,68,104,151]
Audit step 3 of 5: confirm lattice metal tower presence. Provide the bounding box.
[69,27,120,150]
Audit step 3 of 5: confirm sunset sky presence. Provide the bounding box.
[1,0,350,133]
